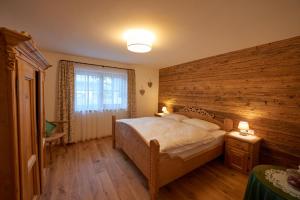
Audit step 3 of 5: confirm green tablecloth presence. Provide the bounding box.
[244,165,299,200]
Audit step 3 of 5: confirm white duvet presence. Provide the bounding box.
[117,117,224,152]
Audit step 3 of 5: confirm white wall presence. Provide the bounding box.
[42,50,159,120]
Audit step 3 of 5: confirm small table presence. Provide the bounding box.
[225,131,262,173]
[244,165,299,200]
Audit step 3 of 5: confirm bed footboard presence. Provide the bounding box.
[112,115,116,149]
[112,116,160,199]
[149,139,159,200]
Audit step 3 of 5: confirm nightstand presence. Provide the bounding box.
[154,113,165,117]
[225,131,262,174]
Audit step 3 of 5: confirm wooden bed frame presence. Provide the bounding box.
[112,106,233,199]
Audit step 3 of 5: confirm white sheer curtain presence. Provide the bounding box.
[73,63,128,142]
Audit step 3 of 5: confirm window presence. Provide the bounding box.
[74,64,128,112]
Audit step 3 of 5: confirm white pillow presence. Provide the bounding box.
[162,113,189,121]
[182,118,220,131]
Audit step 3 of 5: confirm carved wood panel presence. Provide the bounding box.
[179,105,215,119]
[159,36,300,167]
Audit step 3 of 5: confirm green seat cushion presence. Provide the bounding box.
[45,121,56,137]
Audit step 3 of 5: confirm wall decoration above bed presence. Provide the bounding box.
[139,88,145,96]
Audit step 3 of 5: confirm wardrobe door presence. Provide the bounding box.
[17,59,40,200]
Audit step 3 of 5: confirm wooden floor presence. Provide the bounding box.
[41,137,248,200]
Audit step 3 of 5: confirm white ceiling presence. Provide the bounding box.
[1,0,300,68]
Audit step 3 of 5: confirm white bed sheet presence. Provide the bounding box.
[166,130,225,159]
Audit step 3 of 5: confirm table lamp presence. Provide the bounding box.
[162,106,168,114]
[238,121,249,136]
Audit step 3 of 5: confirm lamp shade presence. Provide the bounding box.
[124,29,155,53]
[238,121,249,130]
[162,106,168,113]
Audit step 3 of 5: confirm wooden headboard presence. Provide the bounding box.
[175,105,233,132]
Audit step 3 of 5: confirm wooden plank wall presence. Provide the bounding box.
[159,36,300,167]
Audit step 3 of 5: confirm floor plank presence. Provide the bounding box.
[41,137,248,200]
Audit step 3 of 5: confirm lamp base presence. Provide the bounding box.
[239,131,248,136]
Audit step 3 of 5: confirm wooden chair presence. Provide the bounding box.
[45,121,68,162]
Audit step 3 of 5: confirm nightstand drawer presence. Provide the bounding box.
[226,147,249,172]
[227,138,249,152]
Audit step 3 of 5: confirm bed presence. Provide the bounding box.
[112,106,233,199]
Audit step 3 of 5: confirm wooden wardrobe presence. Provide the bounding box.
[0,28,50,200]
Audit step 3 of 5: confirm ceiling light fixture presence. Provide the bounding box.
[123,29,155,53]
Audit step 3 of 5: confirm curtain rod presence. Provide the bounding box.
[59,59,134,71]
